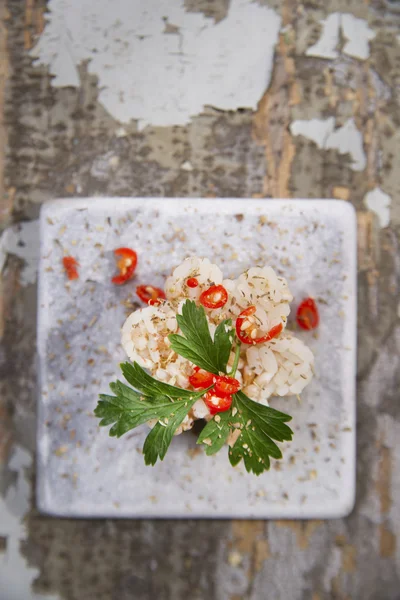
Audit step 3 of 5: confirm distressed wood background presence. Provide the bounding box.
[0,1,399,599]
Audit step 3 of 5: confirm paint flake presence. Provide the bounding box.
[306,12,375,61]
[0,220,40,285]
[31,0,281,129]
[289,117,335,149]
[342,14,376,61]
[306,13,340,60]
[0,447,60,600]
[364,187,392,228]
[290,117,366,172]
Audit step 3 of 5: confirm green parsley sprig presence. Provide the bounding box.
[169,299,234,374]
[95,300,293,474]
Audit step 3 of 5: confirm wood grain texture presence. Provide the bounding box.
[1,0,399,599]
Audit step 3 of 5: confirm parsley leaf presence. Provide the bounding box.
[197,411,231,455]
[169,300,234,374]
[196,391,293,474]
[228,391,293,475]
[120,361,195,399]
[143,400,192,466]
[95,361,203,461]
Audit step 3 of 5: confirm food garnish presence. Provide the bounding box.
[296,297,319,330]
[112,247,137,285]
[199,284,228,309]
[136,285,166,305]
[63,256,79,280]
[96,300,293,474]
[236,306,283,345]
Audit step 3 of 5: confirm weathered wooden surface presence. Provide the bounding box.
[0,1,399,599]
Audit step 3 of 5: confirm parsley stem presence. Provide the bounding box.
[228,340,241,377]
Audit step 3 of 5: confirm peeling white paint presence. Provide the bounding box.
[325,118,366,171]
[0,446,60,600]
[341,14,376,60]
[31,0,281,129]
[364,187,392,228]
[306,13,375,61]
[306,13,340,60]
[290,117,366,171]
[0,220,40,285]
[180,160,193,172]
[289,117,335,148]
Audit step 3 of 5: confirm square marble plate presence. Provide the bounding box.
[37,198,356,518]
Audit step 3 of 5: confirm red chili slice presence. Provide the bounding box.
[111,247,137,285]
[203,391,233,415]
[137,285,166,305]
[148,299,162,306]
[63,256,79,280]
[214,375,241,397]
[236,305,283,345]
[189,367,215,390]
[296,297,319,330]
[199,284,228,309]
[186,277,199,288]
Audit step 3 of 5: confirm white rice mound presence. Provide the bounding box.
[223,266,293,330]
[121,257,314,435]
[242,333,314,404]
[121,302,191,389]
[165,257,223,306]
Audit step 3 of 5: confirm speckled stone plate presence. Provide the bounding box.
[37,198,356,518]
